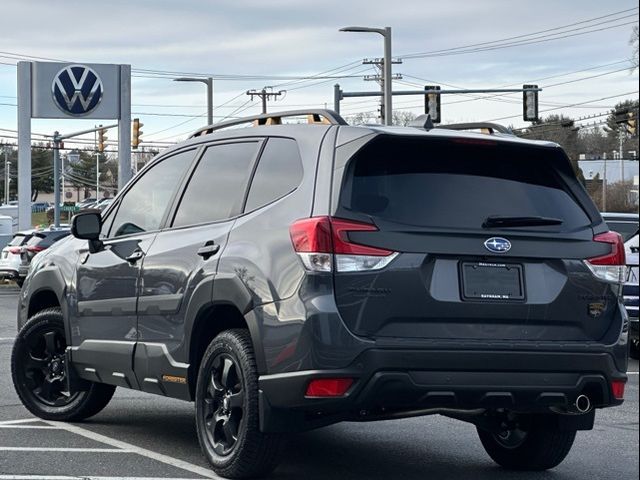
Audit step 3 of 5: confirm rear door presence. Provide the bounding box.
[332,134,618,343]
[134,140,262,396]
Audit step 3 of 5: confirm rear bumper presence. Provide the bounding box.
[0,268,18,278]
[258,348,626,432]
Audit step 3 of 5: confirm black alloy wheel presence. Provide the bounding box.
[17,323,78,407]
[202,353,245,456]
[12,308,116,421]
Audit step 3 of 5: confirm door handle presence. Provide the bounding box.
[197,241,220,260]
[125,249,145,264]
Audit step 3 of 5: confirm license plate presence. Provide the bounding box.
[460,262,524,301]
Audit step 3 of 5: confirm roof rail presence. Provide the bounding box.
[189,109,348,138]
[436,122,512,135]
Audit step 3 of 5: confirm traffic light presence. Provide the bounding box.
[98,126,107,153]
[625,111,637,137]
[424,85,441,123]
[132,118,143,149]
[523,84,539,122]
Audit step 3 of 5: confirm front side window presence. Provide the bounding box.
[109,150,194,238]
[172,142,259,227]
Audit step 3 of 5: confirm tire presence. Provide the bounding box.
[11,307,116,421]
[477,415,577,471]
[195,329,284,479]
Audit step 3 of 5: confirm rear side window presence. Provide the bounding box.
[244,138,303,212]
[173,142,259,227]
[340,136,590,231]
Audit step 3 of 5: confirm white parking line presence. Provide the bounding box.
[0,447,132,452]
[0,477,205,480]
[46,420,221,479]
[0,425,60,429]
[0,419,42,426]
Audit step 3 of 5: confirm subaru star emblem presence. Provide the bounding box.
[52,65,103,116]
[484,237,511,253]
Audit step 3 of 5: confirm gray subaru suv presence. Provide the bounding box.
[12,110,629,478]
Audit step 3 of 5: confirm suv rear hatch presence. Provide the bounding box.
[330,133,623,343]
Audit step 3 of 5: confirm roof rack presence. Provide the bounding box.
[436,122,512,135]
[190,109,348,138]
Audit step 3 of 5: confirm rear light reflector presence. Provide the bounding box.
[584,231,626,284]
[8,247,21,254]
[290,216,397,272]
[305,378,354,397]
[611,379,626,400]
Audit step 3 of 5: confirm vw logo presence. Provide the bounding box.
[52,65,103,116]
[484,237,511,254]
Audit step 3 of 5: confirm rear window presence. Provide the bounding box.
[339,136,590,231]
[9,235,28,246]
[604,221,638,242]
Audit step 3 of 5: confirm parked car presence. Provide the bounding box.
[0,230,37,284]
[602,213,639,359]
[601,212,638,242]
[12,110,629,478]
[76,197,97,209]
[31,201,51,213]
[623,231,639,359]
[17,228,71,280]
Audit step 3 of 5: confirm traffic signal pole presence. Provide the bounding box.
[51,123,116,228]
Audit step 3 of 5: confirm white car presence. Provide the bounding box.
[0,230,37,283]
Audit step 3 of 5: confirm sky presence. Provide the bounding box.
[0,0,638,151]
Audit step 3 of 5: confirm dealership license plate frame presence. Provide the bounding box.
[460,261,525,301]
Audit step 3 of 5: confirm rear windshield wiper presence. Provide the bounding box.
[482,215,564,228]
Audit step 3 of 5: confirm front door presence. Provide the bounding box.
[69,148,198,388]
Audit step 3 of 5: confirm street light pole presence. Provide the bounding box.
[340,26,393,125]
[174,77,214,125]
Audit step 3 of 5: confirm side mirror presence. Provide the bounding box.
[71,211,103,253]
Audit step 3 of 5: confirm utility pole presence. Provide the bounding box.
[4,149,10,205]
[619,131,625,183]
[363,58,402,123]
[53,131,61,227]
[246,88,284,114]
[602,155,607,212]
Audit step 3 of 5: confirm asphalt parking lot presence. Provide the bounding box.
[0,285,638,480]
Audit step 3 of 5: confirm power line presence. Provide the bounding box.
[398,8,639,59]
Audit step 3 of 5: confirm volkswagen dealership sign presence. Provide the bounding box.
[16,61,131,230]
[31,62,120,119]
[52,65,104,116]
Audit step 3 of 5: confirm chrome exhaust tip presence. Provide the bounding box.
[574,394,591,413]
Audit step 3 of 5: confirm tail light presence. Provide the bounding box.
[305,378,354,397]
[611,379,626,400]
[584,231,626,284]
[8,247,21,255]
[289,216,398,272]
[26,245,45,253]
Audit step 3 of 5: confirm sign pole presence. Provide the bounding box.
[17,62,32,230]
[118,65,132,190]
